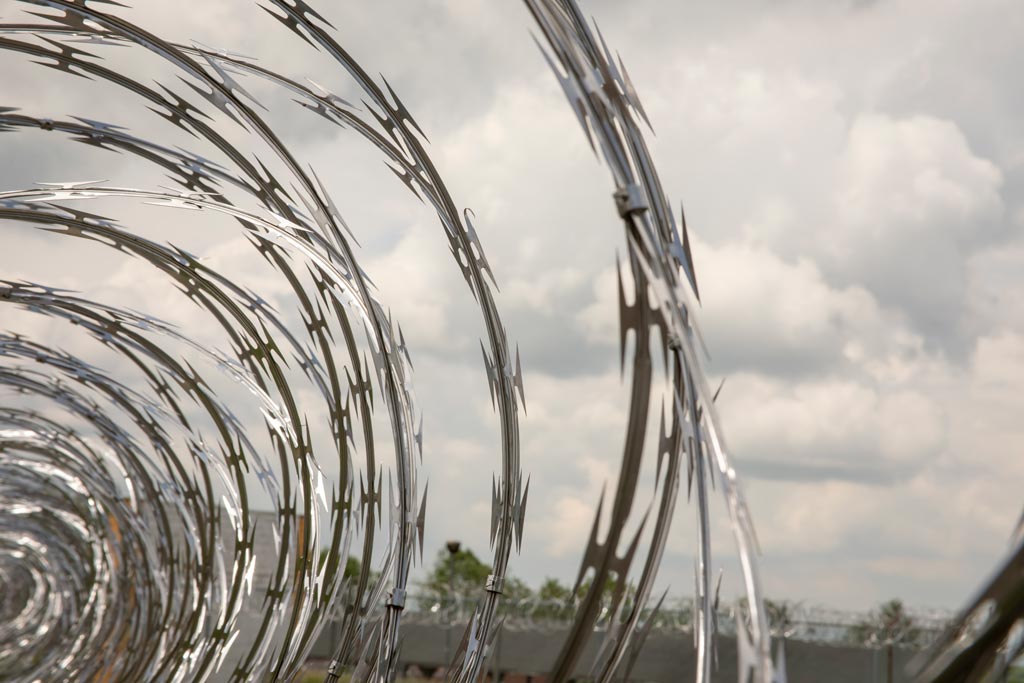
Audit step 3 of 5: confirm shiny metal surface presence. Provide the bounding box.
[0,2,779,681]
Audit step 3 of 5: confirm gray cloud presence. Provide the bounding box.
[1,0,1022,612]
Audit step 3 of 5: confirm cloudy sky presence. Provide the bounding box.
[2,0,1023,614]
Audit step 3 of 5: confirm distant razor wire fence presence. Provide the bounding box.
[387,593,953,648]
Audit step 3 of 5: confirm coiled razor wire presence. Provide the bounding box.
[0,1,789,681]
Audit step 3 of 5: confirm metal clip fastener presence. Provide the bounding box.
[485,574,505,594]
[614,184,648,218]
[388,588,407,608]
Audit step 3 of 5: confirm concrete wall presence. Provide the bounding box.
[310,622,921,683]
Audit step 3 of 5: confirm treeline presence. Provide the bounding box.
[342,547,934,648]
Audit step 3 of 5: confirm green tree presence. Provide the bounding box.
[538,577,573,603]
[417,546,536,615]
[577,574,620,601]
[531,577,576,620]
[849,599,921,646]
[416,546,492,610]
[503,576,534,604]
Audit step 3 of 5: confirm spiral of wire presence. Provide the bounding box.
[0,1,778,682]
